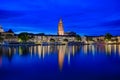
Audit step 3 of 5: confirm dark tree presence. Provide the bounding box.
[105,33,112,41]
[0,37,3,43]
[18,32,30,42]
[7,29,14,33]
[75,35,81,41]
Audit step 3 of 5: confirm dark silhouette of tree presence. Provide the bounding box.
[75,35,81,41]
[7,29,14,33]
[105,33,112,41]
[37,33,45,36]
[0,37,3,43]
[18,32,30,42]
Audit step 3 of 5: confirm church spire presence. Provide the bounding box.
[58,18,64,35]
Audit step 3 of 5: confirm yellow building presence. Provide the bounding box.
[58,19,64,35]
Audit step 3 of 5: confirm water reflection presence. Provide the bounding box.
[0,56,2,67]
[119,45,120,56]
[82,44,120,56]
[0,45,120,69]
[58,46,65,70]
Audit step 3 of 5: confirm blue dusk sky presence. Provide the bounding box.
[0,0,120,36]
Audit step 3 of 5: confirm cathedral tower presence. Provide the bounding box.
[58,19,64,35]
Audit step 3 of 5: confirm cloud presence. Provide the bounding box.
[0,9,25,19]
[0,0,120,35]
[101,19,120,27]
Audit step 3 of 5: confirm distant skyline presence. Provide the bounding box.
[0,0,120,36]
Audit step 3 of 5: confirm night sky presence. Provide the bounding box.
[0,0,120,36]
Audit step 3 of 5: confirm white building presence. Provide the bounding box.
[0,26,4,32]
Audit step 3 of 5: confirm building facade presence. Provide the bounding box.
[0,26,18,43]
[32,35,76,43]
[58,19,64,35]
[0,26,4,32]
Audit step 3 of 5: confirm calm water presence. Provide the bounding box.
[0,45,120,80]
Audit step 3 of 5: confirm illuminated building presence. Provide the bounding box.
[58,19,64,35]
[0,26,4,32]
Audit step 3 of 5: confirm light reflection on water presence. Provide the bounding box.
[1,45,120,79]
[83,45,120,56]
[0,45,120,68]
[0,45,80,69]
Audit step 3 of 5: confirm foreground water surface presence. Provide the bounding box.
[0,45,120,80]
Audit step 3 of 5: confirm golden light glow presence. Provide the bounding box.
[38,46,42,58]
[72,46,75,55]
[34,46,36,55]
[105,45,108,54]
[43,46,45,58]
[92,45,95,55]
[108,45,111,54]
[83,45,88,54]
[19,46,22,55]
[58,46,65,70]
[58,19,64,35]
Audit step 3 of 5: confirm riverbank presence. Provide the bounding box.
[0,42,82,46]
[83,41,120,45]
[1,42,120,47]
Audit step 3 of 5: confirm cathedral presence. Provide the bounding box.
[0,19,77,43]
[58,19,64,35]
